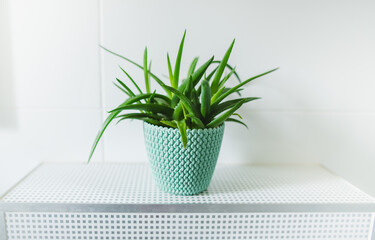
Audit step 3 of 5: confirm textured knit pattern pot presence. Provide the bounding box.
[143,122,225,196]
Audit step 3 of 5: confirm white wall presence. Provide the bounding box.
[1,0,374,197]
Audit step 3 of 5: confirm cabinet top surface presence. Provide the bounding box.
[1,163,374,205]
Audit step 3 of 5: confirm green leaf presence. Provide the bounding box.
[160,120,177,128]
[116,112,162,124]
[208,97,259,120]
[184,75,194,98]
[119,93,171,106]
[88,111,117,162]
[218,67,236,89]
[205,66,219,83]
[232,113,243,119]
[226,118,248,129]
[196,66,218,96]
[167,53,174,87]
[191,56,214,86]
[110,103,174,116]
[200,79,211,118]
[212,60,241,84]
[191,88,200,110]
[210,86,225,103]
[163,85,201,120]
[145,119,170,127]
[88,100,130,162]
[186,114,205,129]
[223,87,243,96]
[100,45,171,97]
[211,39,235,94]
[187,57,199,78]
[175,119,188,149]
[181,102,188,119]
[213,68,278,105]
[100,45,143,68]
[171,56,214,106]
[173,30,186,88]
[147,90,157,103]
[207,99,247,128]
[147,71,173,98]
[171,80,188,107]
[148,61,152,78]
[113,82,131,96]
[173,102,184,121]
[119,66,143,95]
[144,47,150,93]
[116,78,135,96]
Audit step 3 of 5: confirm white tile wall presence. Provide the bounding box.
[1,0,374,197]
[0,0,103,194]
[8,0,102,108]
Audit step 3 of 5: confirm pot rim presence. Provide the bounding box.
[143,121,224,134]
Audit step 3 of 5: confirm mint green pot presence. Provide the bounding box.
[143,121,225,195]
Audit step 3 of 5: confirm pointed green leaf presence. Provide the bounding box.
[208,97,259,120]
[223,87,243,96]
[160,120,178,128]
[163,85,201,119]
[212,60,241,84]
[171,56,214,106]
[144,47,150,93]
[211,39,235,94]
[110,103,174,116]
[175,119,188,149]
[191,56,214,86]
[88,111,117,162]
[213,68,278,105]
[116,112,162,124]
[191,88,200,110]
[117,93,171,106]
[171,79,188,107]
[173,30,186,88]
[181,102,188,118]
[113,82,131,96]
[173,102,184,121]
[232,113,243,119]
[218,67,236,89]
[184,75,194,98]
[207,99,247,128]
[88,100,130,162]
[205,66,219,83]
[186,114,205,129]
[147,90,157,103]
[200,79,211,118]
[145,119,170,127]
[119,66,143,95]
[196,66,218,96]
[226,118,248,129]
[167,53,174,87]
[210,86,225,103]
[100,45,143,68]
[187,57,199,78]
[100,46,171,96]
[116,78,135,96]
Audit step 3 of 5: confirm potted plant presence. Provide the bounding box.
[88,31,277,195]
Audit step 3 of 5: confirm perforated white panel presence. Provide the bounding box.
[2,163,374,204]
[5,212,373,240]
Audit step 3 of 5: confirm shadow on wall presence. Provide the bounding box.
[0,0,17,129]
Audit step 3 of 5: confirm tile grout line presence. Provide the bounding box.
[98,0,106,163]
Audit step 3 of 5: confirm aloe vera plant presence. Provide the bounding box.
[88,31,277,161]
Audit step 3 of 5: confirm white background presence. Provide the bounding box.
[0,0,374,197]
